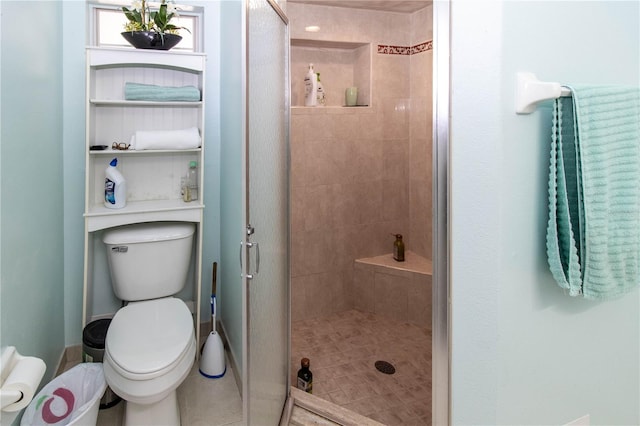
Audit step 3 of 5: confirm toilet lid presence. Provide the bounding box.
[106,297,193,375]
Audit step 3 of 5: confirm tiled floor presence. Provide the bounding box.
[62,358,243,426]
[291,310,432,426]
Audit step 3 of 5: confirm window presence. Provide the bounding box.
[90,1,202,52]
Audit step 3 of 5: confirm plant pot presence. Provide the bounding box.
[121,31,182,50]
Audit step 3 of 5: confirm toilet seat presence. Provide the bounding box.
[105,297,194,380]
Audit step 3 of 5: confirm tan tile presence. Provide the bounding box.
[330,183,361,229]
[301,229,336,275]
[98,361,242,426]
[342,396,379,417]
[314,376,342,394]
[302,273,333,318]
[383,178,410,222]
[383,140,410,181]
[291,276,306,322]
[374,56,410,99]
[382,99,411,140]
[303,184,334,231]
[291,309,431,424]
[368,409,405,426]
[373,273,409,322]
[406,399,431,419]
[96,401,123,426]
[408,274,432,327]
[328,389,354,405]
[357,113,384,140]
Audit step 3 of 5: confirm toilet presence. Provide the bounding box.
[101,222,196,426]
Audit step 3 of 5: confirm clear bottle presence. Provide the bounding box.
[183,161,198,202]
[393,234,405,262]
[316,73,326,106]
[297,358,313,393]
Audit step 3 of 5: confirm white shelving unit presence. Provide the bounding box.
[82,47,206,353]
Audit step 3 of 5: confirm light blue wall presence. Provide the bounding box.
[62,1,87,347]
[450,1,640,424]
[191,0,222,326]
[219,0,245,378]
[3,0,223,356]
[0,1,66,381]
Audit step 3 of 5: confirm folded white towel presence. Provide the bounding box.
[130,127,201,150]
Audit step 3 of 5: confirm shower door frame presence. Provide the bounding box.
[242,0,291,423]
[432,1,451,425]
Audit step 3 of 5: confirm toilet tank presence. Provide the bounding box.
[102,222,196,301]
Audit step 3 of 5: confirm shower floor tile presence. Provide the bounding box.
[291,310,432,425]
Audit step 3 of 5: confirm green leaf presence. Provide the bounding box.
[122,7,142,24]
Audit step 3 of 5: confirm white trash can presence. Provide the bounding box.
[21,363,106,426]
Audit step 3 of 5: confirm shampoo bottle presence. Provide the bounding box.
[304,64,318,107]
[104,158,127,209]
[316,73,326,106]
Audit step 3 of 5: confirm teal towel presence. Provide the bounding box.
[547,85,640,299]
[124,82,201,102]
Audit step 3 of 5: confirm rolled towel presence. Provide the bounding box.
[130,127,201,150]
[125,82,201,102]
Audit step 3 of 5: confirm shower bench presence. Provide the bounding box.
[353,251,432,328]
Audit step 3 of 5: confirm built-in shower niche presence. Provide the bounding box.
[291,39,371,108]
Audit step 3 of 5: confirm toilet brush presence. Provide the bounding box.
[199,262,226,378]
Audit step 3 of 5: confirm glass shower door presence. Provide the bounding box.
[244,0,289,423]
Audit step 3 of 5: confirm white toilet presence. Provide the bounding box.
[101,222,196,426]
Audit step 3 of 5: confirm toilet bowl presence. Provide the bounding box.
[101,222,196,426]
[104,298,195,425]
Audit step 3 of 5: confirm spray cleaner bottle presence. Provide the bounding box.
[104,158,127,209]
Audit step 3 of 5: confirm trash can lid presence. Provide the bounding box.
[83,318,112,349]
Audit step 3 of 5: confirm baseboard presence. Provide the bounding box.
[55,344,82,377]
[215,321,242,396]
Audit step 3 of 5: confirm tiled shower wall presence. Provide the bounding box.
[289,3,433,322]
[410,6,433,259]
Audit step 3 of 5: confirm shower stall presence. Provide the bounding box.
[287,1,434,423]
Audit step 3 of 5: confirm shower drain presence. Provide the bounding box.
[374,360,396,375]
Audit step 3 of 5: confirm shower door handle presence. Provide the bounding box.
[245,242,259,279]
[240,224,260,280]
[240,241,254,280]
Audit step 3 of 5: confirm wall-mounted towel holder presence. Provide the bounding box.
[516,72,572,114]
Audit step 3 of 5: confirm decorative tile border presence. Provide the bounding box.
[411,40,433,55]
[377,45,412,55]
[377,40,433,55]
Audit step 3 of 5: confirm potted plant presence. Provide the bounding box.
[121,0,189,50]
